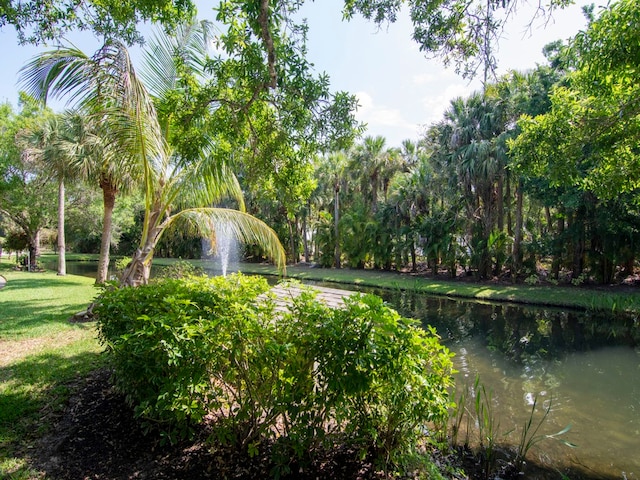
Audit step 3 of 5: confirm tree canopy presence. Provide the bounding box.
[510,0,640,198]
[1,0,195,44]
[4,0,570,82]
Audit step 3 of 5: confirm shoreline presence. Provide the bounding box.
[36,253,640,313]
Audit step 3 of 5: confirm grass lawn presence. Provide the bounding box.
[37,253,640,313]
[0,262,105,479]
[183,259,640,314]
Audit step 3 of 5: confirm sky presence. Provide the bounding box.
[0,0,599,148]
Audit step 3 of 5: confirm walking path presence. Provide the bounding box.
[267,283,355,313]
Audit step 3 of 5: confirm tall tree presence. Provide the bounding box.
[22,22,290,286]
[438,92,507,278]
[0,98,57,271]
[511,0,640,199]
[21,44,144,283]
[17,111,91,275]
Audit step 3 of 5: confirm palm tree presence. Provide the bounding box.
[21,21,286,286]
[327,152,348,268]
[20,42,143,283]
[441,93,507,278]
[19,112,69,275]
[352,136,388,213]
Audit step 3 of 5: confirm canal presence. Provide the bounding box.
[48,260,640,478]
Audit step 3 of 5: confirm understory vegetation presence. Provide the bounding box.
[94,273,455,476]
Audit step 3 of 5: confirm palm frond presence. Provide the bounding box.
[167,208,286,271]
[19,46,93,107]
[141,19,217,100]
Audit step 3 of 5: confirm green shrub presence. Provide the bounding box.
[278,287,456,469]
[95,274,271,442]
[95,276,455,473]
[156,260,204,279]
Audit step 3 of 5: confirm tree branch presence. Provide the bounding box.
[257,0,277,88]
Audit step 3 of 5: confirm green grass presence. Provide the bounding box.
[0,262,105,479]
[37,253,640,313]
[196,261,640,314]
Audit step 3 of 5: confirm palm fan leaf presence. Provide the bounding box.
[166,208,286,271]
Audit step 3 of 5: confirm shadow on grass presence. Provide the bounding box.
[1,276,95,291]
[0,350,106,446]
[0,299,96,338]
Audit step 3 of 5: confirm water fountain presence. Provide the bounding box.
[210,221,239,276]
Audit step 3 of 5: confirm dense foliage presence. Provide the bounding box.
[95,274,454,474]
[3,0,638,287]
[0,98,58,270]
[1,0,194,45]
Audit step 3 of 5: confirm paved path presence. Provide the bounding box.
[266,283,355,313]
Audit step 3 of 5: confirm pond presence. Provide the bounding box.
[48,260,640,478]
[313,283,640,479]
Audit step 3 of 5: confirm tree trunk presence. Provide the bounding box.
[551,210,564,279]
[512,180,523,282]
[120,213,164,287]
[120,246,153,287]
[57,178,66,276]
[287,217,298,263]
[545,206,553,235]
[28,230,40,271]
[334,184,341,268]
[496,174,504,232]
[302,204,310,263]
[410,240,417,272]
[505,171,513,236]
[96,178,117,284]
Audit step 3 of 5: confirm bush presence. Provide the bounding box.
[95,276,455,474]
[95,274,271,441]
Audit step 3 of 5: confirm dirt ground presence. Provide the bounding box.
[30,369,408,480]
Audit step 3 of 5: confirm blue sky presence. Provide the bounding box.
[0,0,597,148]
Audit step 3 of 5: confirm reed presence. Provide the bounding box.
[514,395,576,469]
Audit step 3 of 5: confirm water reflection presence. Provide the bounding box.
[44,261,640,478]
[378,291,640,479]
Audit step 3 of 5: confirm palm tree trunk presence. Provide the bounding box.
[512,179,523,282]
[303,203,310,263]
[334,184,341,268]
[57,178,66,276]
[506,171,513,236]
[497,174,504,232]
[96,179,117,284]
[120,245,154,287]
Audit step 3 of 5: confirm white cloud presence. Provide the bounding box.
[355,91,420,143]
[420,83,476,126]
[412,73,436,85]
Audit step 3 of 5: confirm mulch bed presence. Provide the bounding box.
[27,368,609,480]
[31,369,391,480]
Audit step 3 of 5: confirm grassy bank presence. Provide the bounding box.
[36,253,640,313]
[0,263,105,479]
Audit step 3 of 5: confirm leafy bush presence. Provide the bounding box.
[95,274,271,441]
[95,275,455,473]
[156,260,204,279]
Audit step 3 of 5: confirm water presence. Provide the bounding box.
[203,222,239,276]
[353,290,640,479]
[41,260,640,477]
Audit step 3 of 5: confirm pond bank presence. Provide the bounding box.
[37,253,640,313]
[182,260,640,314]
